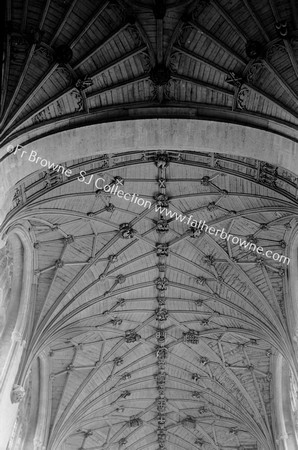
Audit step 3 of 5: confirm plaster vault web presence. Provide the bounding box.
[1,149,298,450]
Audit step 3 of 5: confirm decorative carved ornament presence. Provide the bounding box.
[155,307,168,321]
[12,187,24,208]
[155,153,170,168]
[44,169,63,188]
[11,385,25,404]
[182,416,196,428]
[225,71,243,87]
[114,357,123,366]
[156,243,169,256]
[120,390,131,398]
[246,60,263,84]
[129,416,143,427]
[183,330,200,344]
[139,50,151,73]
[237,87,250,110]
[275,21,288,38]
[154,193,169,207]
[75,77,93,91]
[56,66,73,85]
[157,294,166,306]
[70,89,84,112]
[156,329,166,343]
[201,175,211,186]
[125,330,141,343]
[155,277,169,291]
[259,162,278,186]
[266,42,286,60]
[34,45,54,62]
[156,346,168,360]
[111,318,122,326]
[119,223,135,239]
[126,24,142,46]
[156,218,169,233]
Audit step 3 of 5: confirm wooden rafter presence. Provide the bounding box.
[164,19,185,66]
[263,59,298,104]
[0,0,12,119]
[210,0,247,42]
[172,73,234,96]
[267,0,298,80]
[188,20,247,66]
[50,0,79,47]
[241,0,270,42]
[174,45,298,120]
[21,0,29,32]
[0,44,147,139]
[73,22,131,70]
[289,0,298,29]
[0,0,52,129]
[69,0,110,49]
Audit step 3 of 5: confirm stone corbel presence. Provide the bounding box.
[11,330,26,347]
[33,438,46,450]
[236,86,250,110]
[10,384,25,403]
[276,432,288,445]
[292,329,298,345]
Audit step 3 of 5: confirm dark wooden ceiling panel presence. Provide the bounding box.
[2,0,298,144]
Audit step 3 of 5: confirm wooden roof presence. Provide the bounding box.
[1,0,298,146]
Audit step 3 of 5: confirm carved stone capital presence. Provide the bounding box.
[11,330,26,347]
[11,330,22,342]
[276,432,288,443]
[33,438,46,450]
[11,384,25,403]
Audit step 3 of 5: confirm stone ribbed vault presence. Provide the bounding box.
[1,0,298,449]
[2,149,298,449]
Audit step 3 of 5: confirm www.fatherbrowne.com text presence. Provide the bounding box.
[79,173,290,266]
[7,145,290,265]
